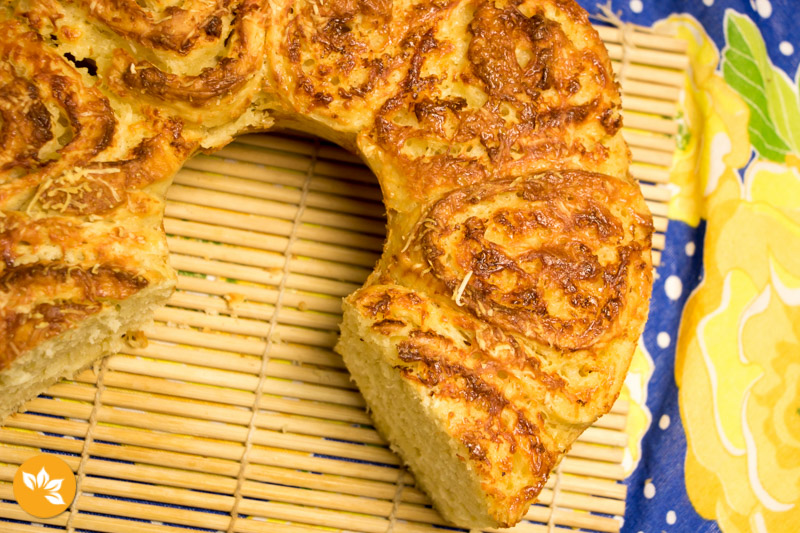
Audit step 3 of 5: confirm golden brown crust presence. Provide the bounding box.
[0,19,117,208]
[34,118,195,215]
[0,69,54,171]
[0,14,189,366]
[402,170,653,350]
[0,263,148,368]
[79,0,231,54]
[106,0,269,125]
[354,0,627,210]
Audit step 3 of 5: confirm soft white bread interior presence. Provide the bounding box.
[0,281,173,420]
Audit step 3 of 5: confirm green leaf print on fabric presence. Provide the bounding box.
[722,11,800,162]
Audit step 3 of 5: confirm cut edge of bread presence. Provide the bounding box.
[337,299,501,529]
[0,279,175,421]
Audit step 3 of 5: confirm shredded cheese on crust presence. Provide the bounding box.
[453,270,472,307]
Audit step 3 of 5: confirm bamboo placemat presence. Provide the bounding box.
[0,22,686,533]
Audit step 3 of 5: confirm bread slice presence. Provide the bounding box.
[0,18,187,418]
[336,170,653,528]
[0,275,173,421]
[0,6,271,419]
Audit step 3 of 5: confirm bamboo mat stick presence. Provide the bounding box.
[102,355,364,405]
[613,400,630,415]
[621,95,677,117]
[140,325,347,370]
[166,201,385,251]
[631,146,677,167]
[100,392,380,447]
[121,357,358,406]
[175,275,345,316]
[0,521,71,533]
[123,339,343,377]
[236,499,387,533]
[639,182,672,203]
[97,362,364,408]
[186,156,383,202]
[185,154,309,188]
[72,473,399,523]
[167,185,385,235]
[234,519,343,533]
[213,144,376,184]
[622,80,682,102]
[166,236,373,284]
[168,253,360,297]
[248,464,430,504]
[532,487,625,515]
[67,372,369,424]
[624,130,677,152]
[595,24,687,52]
[236,133,363,165]
[166,291,341,330]
[646,200,668,217]
[623,113,678,135]
[653,249,662,267]
[651,215,669,232]
[630,163,671,184]
[0,502,203,533]
[152,307,338,347]
[166,217,380,267]
[77,494,232,532]
[175,169,385,219]
[622,83,681,102]
[109,348,355,391]
[395,499,620,533]
[604,42,689,70]
[612,61,685,86]
[591,412,628,431]
[555,472,626,500]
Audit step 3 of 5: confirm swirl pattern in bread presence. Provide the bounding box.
[0,0,652,527]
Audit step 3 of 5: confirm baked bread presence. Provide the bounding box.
[0,0,653,527]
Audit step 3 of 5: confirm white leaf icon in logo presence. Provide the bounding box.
[22,471,36,491]
[45,478,62,492]
[45,493,66,506]
[37,467,48,489]
[21,466,65,506]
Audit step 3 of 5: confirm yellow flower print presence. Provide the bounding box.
[653,15,750,226]
[676,163,800,532]
[619,343,655,475]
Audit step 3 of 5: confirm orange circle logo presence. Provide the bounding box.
[13,454,77,518]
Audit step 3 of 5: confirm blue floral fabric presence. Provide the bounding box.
[575,1,800,532]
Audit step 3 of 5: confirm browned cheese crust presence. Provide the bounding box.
[1,0,653,526]
[0,16,193,366]
[348,170,651,525]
